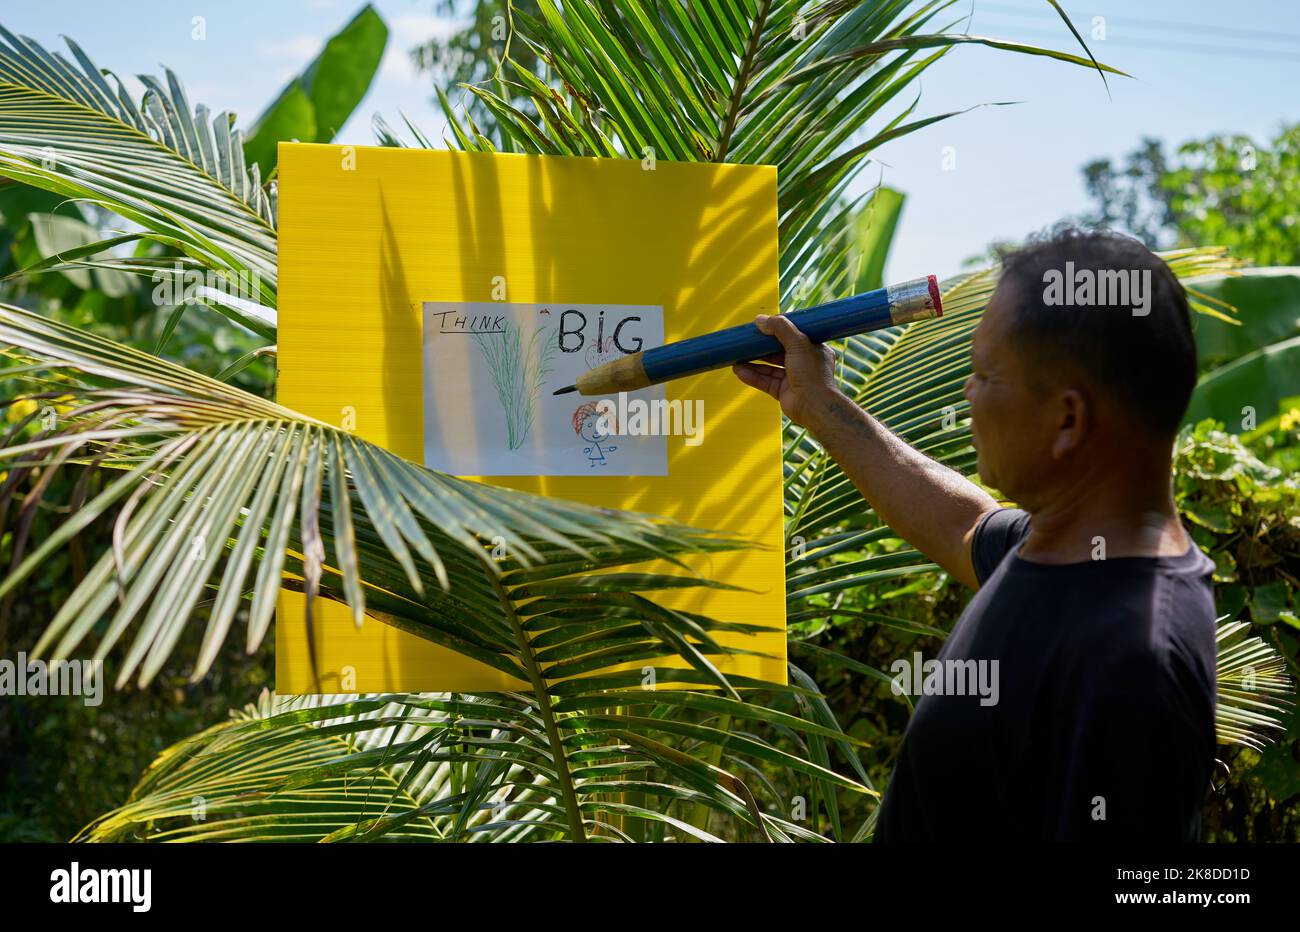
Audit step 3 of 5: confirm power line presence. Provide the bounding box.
[974,1,1300,47]
[968,19,1300,63]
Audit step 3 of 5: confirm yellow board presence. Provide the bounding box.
[275,143,786,693]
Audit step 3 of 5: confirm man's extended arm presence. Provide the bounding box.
[802,390,998,589]
[733,314,997,589]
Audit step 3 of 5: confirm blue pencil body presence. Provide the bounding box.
[560,275,940,395]
[641,276,939,385]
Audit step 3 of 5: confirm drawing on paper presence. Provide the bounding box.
[422,301,668,477]
[572,400,618,467]
[472,314,558,449]
[583,335,619,371]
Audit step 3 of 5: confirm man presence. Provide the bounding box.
[733,227,1217,841]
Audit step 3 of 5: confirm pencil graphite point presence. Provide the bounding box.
[552,384,578,395]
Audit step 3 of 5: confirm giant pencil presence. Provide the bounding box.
[553,275,942,396]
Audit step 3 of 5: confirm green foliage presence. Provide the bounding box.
[427,0,1120,315]
[244,4,390,176]
[1248,403,1300,475]
[1187,269,1300,371]
[0,202,272,393]
[0,24,279,321]
[1166,127,1300,268]
[0,446,272,842]
[26,213,133,297]
[1083,124,1300,267]
[1185,335,1300,432]
[1181,268,1300,434]
[3,0,1290,843]
[1173,420,1300,840]
[410,0,544,144]
[850,187,906,294]
[1174,420,1300,633]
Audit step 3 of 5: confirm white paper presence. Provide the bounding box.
[422,301,669,476]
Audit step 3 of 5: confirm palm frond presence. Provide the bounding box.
[0,302,752,692]
[79,692,455,841]
[0,301,884,842]
[78,685,873,842]
[0,28,277,302]
[430,0,1119,313]
[1215,619,1293,750]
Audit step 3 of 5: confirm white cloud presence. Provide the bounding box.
[257,34,326,63]
[377,13,456,88]
[378,45,422,88]
[256,34,325,84]
[389,12,457,45]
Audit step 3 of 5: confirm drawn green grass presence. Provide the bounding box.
[473,319,558,449]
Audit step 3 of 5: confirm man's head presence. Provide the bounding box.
[965,227,1196,506]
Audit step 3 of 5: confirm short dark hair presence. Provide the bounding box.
[996,226,1196,437]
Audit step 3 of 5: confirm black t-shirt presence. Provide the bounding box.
[874,507,1218,842]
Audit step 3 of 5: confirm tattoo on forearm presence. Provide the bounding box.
[823,394,878,443]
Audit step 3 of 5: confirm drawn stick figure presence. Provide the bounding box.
[572,401,617,467]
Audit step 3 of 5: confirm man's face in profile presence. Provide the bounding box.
[965,279,1068,505]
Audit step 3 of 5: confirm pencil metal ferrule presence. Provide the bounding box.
[887,275,943,325]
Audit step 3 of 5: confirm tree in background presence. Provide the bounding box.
[1083,124,1300,267]
[410,0,542,142]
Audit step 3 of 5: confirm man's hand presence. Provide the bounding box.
[731,314,840,427]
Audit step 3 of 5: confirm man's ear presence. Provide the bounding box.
[1051,387,1089,460]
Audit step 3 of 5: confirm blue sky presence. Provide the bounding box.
[8,0,1299,281]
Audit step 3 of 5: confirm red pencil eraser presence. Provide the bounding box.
[928,274,943,316]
